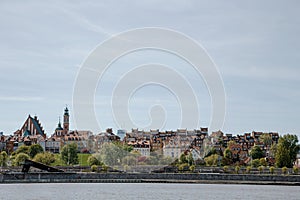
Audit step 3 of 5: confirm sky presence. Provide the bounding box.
[0,0,299,137]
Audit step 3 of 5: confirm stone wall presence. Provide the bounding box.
[1,172,300,184]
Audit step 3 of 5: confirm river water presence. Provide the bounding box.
[1,183,299,200]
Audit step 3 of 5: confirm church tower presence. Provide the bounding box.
[63,106,69,135]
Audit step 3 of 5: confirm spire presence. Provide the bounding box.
[58,117,62,128]
[56,117,63,131]
[64,105,69,116]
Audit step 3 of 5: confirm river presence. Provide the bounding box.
[1,183,299,200]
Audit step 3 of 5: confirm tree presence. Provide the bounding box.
[87,155,102,166]
[0,151,8,167]
[275,134,300,168]
[121,155,136,166]
[179,153,188,164]
[91,165,98,172]
[269,166,275,174]
[13,153,30,166]
[99,143,128,166]
[189,165,195,172]
[251,159,260,168]
[250,146,263,160]
[282,166,288,175]
[258,166,264,174]
[246,166,252,174]
[259,158,267,166]
[293,166,299,174]
[204,154,219,166]
[33,152,56,165]
[259,133,272,147]
[61,143,79,165]
[269,143,277,158]
[15,145,30,155]
[187,153,194,166]
[223,166,229,173]
[29,144,44,158]
[228,140,236,148]
[223,148,233,165]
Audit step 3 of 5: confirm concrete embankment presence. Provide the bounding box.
[1,172,300,185]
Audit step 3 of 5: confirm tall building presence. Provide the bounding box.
[63,106,69,135]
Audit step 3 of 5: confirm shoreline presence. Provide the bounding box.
[1,172,300,186]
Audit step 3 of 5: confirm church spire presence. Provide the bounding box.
[63,105,69,135]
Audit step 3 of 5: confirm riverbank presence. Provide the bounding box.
[1,172,300,185]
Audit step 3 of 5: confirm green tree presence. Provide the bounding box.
[13,153,30,166]
[293,166,299,174]
[275,134,299,168]
[250,146,264,160]
[179,153,188,164]
[121,155,136,166]
[145,156,158,165]
[61,143,79,165]
[204,154,219,166]
[187,153,194,166]
[189,165,195,172]
[282,166,288,175]
[269,166,275,174]
[33,152,56,165]
[87,155,102,166]
[91,165,98,172]
[223,166,229,173]
[228,140,237,148]
[259,133,273,147]
[15,145,30,155]
[259,158,267,166]
[29,144,44,158]
[223,148,233,165]
[246,166,252,174]
[0,151,8,167]
[99,143,128,166]
[251,159,260,168]
[269,143,277,158]
[258,166,264,174]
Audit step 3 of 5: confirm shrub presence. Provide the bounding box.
[269,166,275,174]
[246,166,252,174]
[204,154,219,166]
[189,165,195,172]
[259,158,267,166]
[258,166,264,174]
[91,165,98,172]
[293,166,299,174]
[282,166,288,175]
[33,152,56,165]
[13,153,30,166]
[235,166,240,174]
[178,163,189,171]
[29,144,44,158]
[101,165,109,172]
[223,166,229,173]
[252,159,260,168]
[87,155,101,166]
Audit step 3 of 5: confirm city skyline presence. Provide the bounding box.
[1,1,300,137]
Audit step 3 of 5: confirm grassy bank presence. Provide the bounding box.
[52,153,91,166]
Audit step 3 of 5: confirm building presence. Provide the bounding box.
[94,128,120,152]
[46,106,93,153]
[6,115,47,153]
[128,140,151,157]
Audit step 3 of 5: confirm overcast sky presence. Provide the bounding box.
[0,0,299,137]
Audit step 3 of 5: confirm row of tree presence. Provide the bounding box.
[204,134,299,168]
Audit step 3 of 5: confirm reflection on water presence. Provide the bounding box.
[1,183,299,200]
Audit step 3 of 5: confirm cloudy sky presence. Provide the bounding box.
[0,0,299,137]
